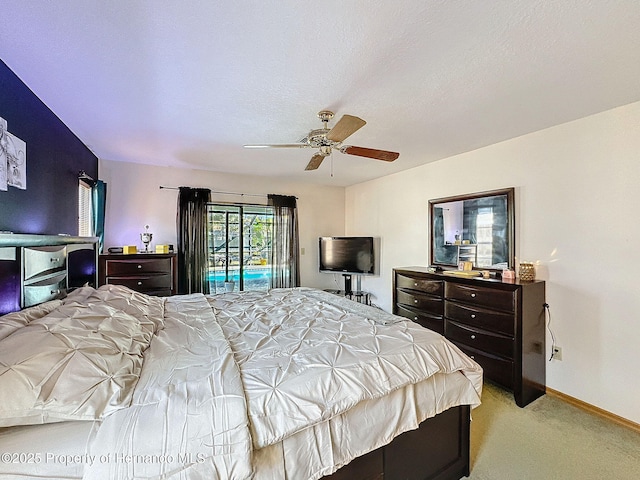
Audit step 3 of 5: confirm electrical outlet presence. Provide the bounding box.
[552,346,563,361]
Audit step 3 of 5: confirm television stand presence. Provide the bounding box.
[343,274,353,295]
[342,273,366,295]
[323,289,371,306]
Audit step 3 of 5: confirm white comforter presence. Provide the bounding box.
[1,287,482,480]
[209,288,482,450]
[84,292,253,480]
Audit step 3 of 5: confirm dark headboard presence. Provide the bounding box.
[0,234,98,315]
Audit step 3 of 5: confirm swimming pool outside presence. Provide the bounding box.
[209,267,271,292]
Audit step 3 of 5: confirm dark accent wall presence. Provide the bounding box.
[0,59,98,235]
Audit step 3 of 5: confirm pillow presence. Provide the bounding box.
[0,300,63,341]
[62,285,96,305]
[0,287,163,428]
[64,284,166,334]
[89,284,166,334]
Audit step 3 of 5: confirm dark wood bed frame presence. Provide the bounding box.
[1,234,471,480]
[326,404,471,480]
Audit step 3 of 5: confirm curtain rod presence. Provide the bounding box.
[159,186,297,199]
[78,170,95,182]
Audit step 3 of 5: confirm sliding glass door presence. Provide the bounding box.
[207,204,273,292]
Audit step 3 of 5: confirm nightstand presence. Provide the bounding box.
[98,253,177,296]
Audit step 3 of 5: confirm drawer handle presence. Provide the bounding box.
[414,316,418,321]
[137,264,142,269]
[470,293,476,298]
[470,334,476,340]
[471,314,476,319]
[51,289,60,295]
[470,355,475,360]
[414,299,418,303]
[414,282,418,286]
[137,281,143,285]
[50,258,60,263]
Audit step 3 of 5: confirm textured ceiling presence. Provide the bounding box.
[1,1,640,187]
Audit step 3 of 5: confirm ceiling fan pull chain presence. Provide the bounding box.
[330,151,334,177]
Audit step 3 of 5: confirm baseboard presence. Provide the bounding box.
[546,387,640,434]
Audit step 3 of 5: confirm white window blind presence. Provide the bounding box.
[78,180,93,236]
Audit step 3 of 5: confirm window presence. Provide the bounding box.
[207,204,273,292]
[78,180,93,236]
[475,208,494,266]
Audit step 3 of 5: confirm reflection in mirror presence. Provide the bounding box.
[429,188,514,270]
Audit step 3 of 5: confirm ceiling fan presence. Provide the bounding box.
[243,110,399,171]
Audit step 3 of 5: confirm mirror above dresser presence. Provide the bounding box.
[429,187,515,271]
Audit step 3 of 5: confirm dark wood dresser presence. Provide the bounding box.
[393,266,546,407]
[98,253,177,296]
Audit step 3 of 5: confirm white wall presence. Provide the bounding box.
[98,160,346,290]
[346,101,640,425]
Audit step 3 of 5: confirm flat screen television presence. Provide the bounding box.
[319,236,375,275]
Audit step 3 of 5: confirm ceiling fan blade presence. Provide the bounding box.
[326,115,366,142]
[305,153,326,171]
[340,145,399,162]
[244,143,310,149]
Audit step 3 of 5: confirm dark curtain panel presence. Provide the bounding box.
[267,194,300,288]
[491,198,508,265]
[434,207,456,264]
[91,180,107,253]
[464,203,478,245]
[177,187,211,294]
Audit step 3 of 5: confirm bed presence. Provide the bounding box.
[0,284,482,480]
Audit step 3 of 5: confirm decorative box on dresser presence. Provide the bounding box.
[98,253,177,296]
[393,266,546,407]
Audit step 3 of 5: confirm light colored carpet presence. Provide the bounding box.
[468,382,640,479]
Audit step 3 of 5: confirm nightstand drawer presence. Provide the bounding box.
[396,289,443,316]
[104,257,173,276]
[23,273,67,307]
[445,282,515,312]
[23,246,66,281]
[445,320,513,359]
[104,274,172,291]
[396,274,443,296]
[445,301,514,336]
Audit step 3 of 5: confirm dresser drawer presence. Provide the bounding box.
[452,342,514,389]
[23,273,67,307]
[396,289,443,316]
[396,273,443,296]
[104,257,173,276]
[104,274,172,292]
[23,246,66,281]
[445,282,515,312]
[445,301,515,336]
[396,305,444,334]
[445,320,513,359]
